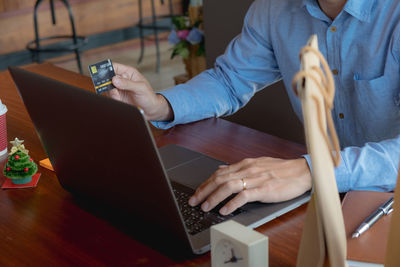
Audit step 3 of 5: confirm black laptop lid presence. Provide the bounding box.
[8,66,190,250]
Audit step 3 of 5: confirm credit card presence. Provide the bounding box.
[88,59,115,94]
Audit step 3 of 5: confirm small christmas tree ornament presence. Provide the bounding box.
[3,138,38,185]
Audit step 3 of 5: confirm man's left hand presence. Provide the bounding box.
[188,157,312,215]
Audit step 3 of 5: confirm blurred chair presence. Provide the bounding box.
[26,0,87,74]
[137,0,175,72]
[203,0,304,144]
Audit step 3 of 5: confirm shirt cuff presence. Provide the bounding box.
[302,153,351,193]
[150,90,183,130]
[334,156,352,192]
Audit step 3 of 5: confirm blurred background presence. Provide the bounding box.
[0,0,190,91]
[0,0,304,144]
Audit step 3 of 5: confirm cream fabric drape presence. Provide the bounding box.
[294,35,348,267]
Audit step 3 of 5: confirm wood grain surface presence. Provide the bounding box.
[0,63,307,266]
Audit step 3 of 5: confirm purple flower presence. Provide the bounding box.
[177,29,190,40]
[168,30,180,45]
[186,27,204,44]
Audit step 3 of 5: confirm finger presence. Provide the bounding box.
[219,175,310,215]
[208,176,262,213]
[200,179,244,212]
[189,169,249,207]
[191,157,273,207]
[113,62,145,81]
[108,88,121,100]
[112,76,147,92]
[219,188,260,215]
[188,173,219,207]
[235,175,307,204]
[212,173,275,215]
[215,158,254,176]
[188,158,257,207]
[113,62,134,76]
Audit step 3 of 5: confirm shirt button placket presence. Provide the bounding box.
[327,23,344,138]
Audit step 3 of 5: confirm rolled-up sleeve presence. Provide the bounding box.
[303,135,400,193]
[152,0,282,129]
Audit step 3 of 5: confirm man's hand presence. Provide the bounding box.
[109,62,173,121]
[188,157,312,215]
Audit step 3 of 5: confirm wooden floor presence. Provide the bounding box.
[49,35,186,92]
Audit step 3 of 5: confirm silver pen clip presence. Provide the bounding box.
[386,208,394,215]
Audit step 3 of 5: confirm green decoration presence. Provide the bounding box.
[3,138,38,184]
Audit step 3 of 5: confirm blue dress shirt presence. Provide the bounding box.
[153,0,400,193]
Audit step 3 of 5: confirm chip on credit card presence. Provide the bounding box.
[88,59,115,94]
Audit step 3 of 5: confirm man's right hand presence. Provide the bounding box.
[109,62,173,122]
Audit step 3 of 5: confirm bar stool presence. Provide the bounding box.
[137,0,174,72]
[26,0,87,74]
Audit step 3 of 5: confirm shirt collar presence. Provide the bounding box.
[343,0,376,22]
[300,0,376,22]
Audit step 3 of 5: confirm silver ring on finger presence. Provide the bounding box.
[241,178,247,191]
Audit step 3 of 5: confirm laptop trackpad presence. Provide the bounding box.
[167,155,225,190]
[158,144,204,170]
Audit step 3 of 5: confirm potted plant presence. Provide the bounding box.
[168,1,206,79]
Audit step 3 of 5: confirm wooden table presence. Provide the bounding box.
[0,63,308,266]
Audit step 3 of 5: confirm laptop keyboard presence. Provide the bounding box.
[171,182,244,235]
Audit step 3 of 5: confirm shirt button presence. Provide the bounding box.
[339,113,344,119]
[330,26,337,32]
[332,69,338,75]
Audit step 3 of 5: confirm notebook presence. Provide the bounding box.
[342,190,393,267]
[9,66,310,255]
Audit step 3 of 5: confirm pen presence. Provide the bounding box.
[351,196,394,238]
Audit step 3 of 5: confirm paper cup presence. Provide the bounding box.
[0,100,8,156]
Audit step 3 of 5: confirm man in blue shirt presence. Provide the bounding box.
[110,0,400,215]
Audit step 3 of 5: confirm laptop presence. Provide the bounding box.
[9,66,310,255]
